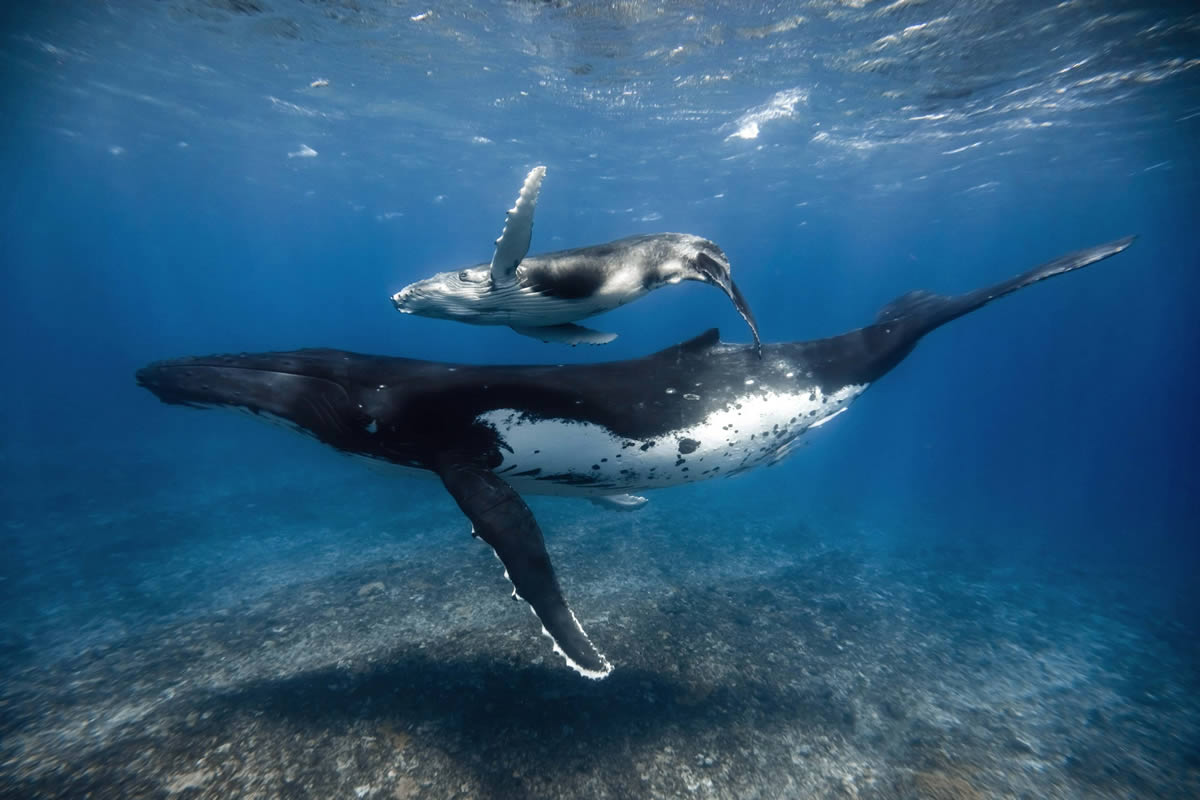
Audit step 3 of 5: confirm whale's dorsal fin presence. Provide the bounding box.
[646,328,721,361]
[491,166,546,288]
[434,456,612,679]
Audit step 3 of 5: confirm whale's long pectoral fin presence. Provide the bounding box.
[490,166,546,288]
[435,457,613,679]
[510,323,618,345]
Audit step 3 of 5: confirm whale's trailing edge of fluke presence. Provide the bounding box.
[877,235,1137,336]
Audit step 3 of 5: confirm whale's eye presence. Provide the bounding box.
[458,270,488,285]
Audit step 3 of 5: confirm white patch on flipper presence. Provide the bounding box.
[490,547,612,678]
[477,382,867,497]
[491,166,546,286]
[539,607,613,680]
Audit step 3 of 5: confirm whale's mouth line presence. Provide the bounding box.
[135,364,353,416]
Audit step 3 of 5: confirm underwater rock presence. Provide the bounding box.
[357,581,386,598]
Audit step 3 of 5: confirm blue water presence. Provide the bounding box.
[2,2,1199,798]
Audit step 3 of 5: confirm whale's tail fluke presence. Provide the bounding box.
[876,236,1136,337]
[804,236,1137,390]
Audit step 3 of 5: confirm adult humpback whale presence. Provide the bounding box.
[136,237,1134,678]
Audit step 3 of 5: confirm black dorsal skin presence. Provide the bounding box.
[134,236,1135,676]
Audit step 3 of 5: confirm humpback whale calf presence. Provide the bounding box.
[390,166,762,352]
[137,236,1134,678]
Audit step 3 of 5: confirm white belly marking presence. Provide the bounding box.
[478,383,866,496]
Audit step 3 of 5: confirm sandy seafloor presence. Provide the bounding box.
[1,432,1197,800]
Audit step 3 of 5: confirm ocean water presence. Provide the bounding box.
[2,1,1199,798]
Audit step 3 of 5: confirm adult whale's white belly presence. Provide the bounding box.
[484,382,867,497]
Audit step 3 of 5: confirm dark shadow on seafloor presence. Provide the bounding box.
[197,649,850,798]
[3,643,857,800]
